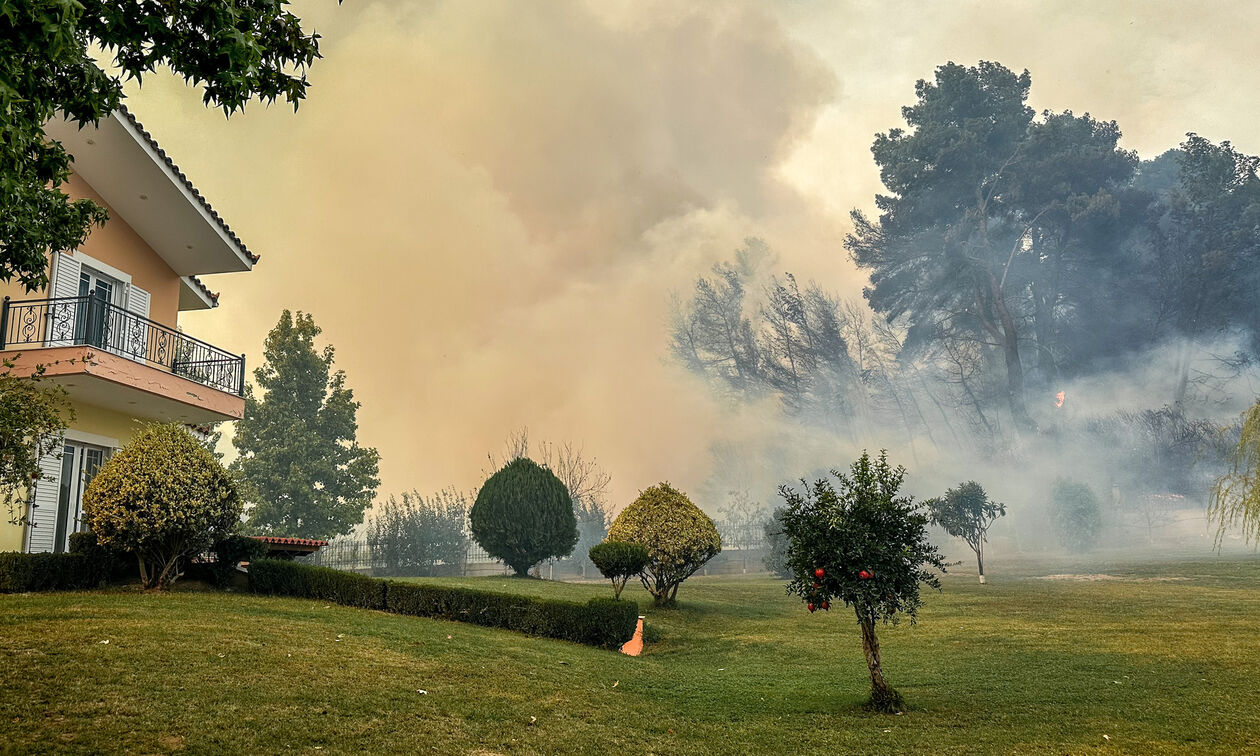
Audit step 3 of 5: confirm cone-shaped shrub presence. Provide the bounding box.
[83,423,241,589]
[608,482,720,606]
[471,457,578,576]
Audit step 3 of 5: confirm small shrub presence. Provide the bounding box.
[83,424,242,589]
[0,552,104,592]
[588,540,649,599]
[1051,478,1102,552]
[471,457,578,576]
[607,482,720,607]
[209,535,270,588]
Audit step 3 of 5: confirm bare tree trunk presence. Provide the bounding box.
[858,609,904,712]
[975,545,986,585]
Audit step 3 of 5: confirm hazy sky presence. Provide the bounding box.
[123,0,1260,513]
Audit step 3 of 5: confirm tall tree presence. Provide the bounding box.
[1,0,331,292]
[847,61,1141,433]
[232,311,379,539]
[672,239,857,419]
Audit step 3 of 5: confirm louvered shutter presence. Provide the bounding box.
[123,284,150,362]
[46,253,81,346]
[25,443,65,553]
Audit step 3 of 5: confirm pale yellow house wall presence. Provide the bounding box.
[0,401,154,552]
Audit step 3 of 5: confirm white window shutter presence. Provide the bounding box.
[46,253,81,346]
[123,284,150,361]
[25,442,66,553]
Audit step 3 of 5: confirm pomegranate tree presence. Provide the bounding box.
[778,450,946,712]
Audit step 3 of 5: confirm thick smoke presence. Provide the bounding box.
[120,1,1259,557]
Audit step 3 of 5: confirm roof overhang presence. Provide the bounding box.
[43,108,258,277]
[179,275,218,311]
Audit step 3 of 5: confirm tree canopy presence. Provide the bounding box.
[232,310,380,540]
[0,0,329,291]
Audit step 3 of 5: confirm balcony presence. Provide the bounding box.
[1,294,246,422]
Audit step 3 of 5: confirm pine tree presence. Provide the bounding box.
[231,311,380,539]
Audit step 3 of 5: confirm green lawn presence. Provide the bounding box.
[2,557,1259,754]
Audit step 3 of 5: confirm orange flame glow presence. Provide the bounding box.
[1054,391,1065,409]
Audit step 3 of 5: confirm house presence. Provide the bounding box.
[0,107,256,554]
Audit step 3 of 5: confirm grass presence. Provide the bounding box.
[2,556,1259,754]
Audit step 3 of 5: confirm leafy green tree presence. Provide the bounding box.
[925,481,1006,584]
[607,482,721,607]
[83,423,241,589]
[368,489,470,577]
[778,451,947,713]
[471,457,578,576]
[0,359,75,524]
[1050,478,1102,552]
[1210,400,1260,546]
[588,540,649,599]
[0,0,330,291]
[232,311,379,540]
[846,62,1138,433]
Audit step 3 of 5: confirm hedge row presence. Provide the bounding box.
[0,552,107,593]
[249,559,638,649]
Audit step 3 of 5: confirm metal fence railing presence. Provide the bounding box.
[1,294,245,396]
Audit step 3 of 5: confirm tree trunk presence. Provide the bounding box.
[975,546,986,585]
[858,609,904,712]
[989,271,1035,435]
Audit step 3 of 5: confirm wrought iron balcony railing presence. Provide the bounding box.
[0,294,245,396]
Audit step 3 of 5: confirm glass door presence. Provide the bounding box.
[76,268,117,349]
[51,442,108,553]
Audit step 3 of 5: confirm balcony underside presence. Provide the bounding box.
[3,346,244,423]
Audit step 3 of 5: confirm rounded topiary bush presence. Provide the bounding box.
[471,457,578,576]
[589,540,650,599]
[83,423,242,589]
[607,482,720,606]
[1050,478,1102,552]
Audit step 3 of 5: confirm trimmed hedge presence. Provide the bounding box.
[248,559,385,609]
[385,581,637,649]
[248,559,638,650]
[0,552,106,593]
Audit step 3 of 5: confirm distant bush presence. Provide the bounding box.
[761,507,791,578]
[367,488,470,577]
[248,559,637,649]
[83,424,241,589]
[608,482,720,607]
[209,535,269,588]
[1051,478,1102,552]
[588,540,649,599]
[0,552,105,592]
[471,457,578,576]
